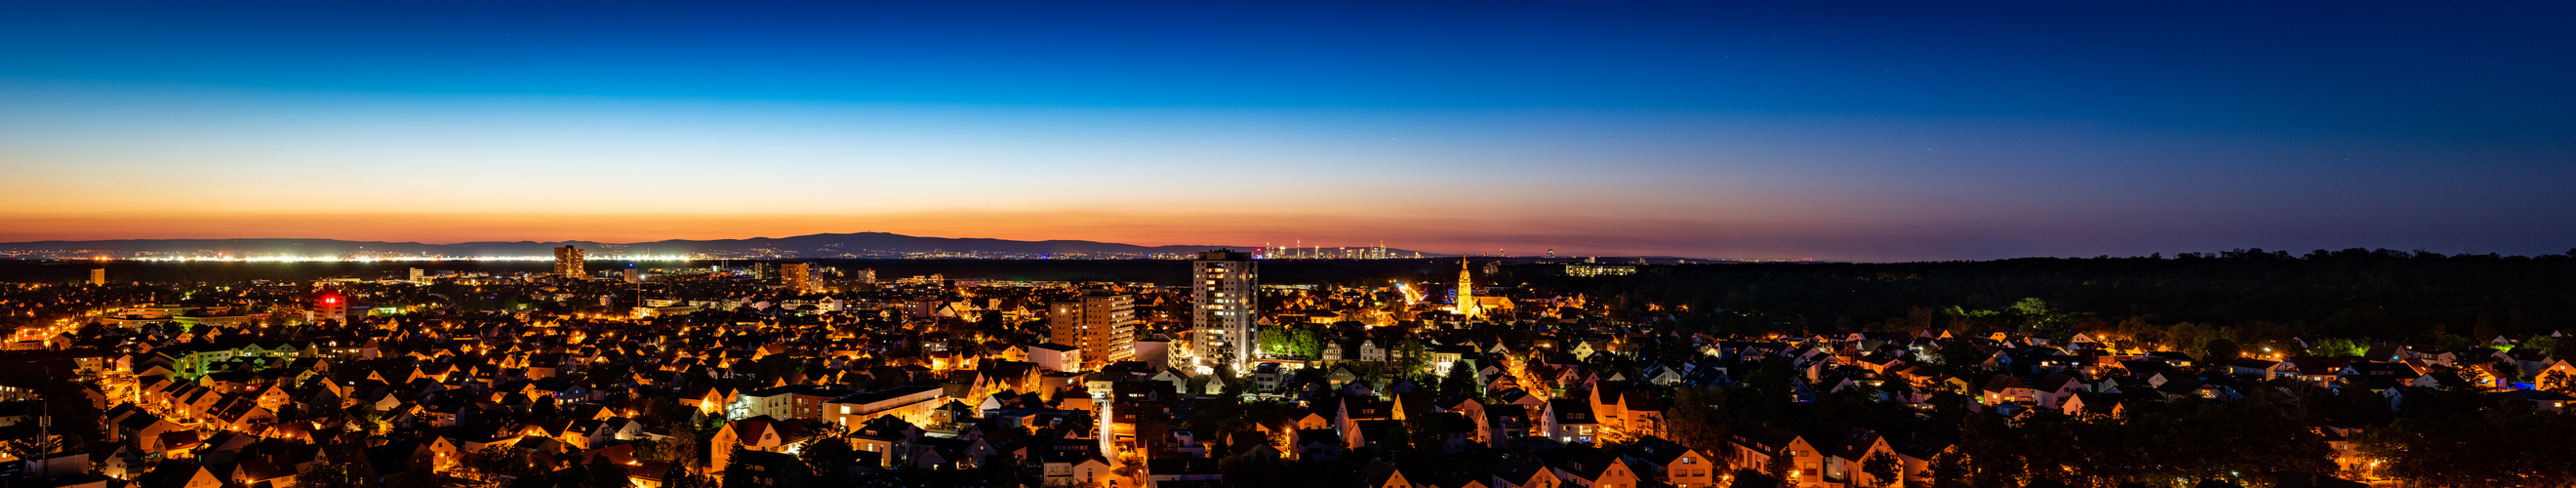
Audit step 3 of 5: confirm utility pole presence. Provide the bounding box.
[31,399,48,479]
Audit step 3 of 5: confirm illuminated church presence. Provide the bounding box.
[1455,258,1514,318]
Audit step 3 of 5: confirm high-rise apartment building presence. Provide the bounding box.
[553,246,585,279]
[1049,292,1137,369]
[89,268,106,286]
[780,263,813,293]
[409,267,426,283]
[855,269,877,284]
[1191,249,1257,373]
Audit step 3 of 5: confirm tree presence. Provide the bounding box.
[2203,338,2242,363]
[2164,322,2213,358]
[2542,368,2576,394]
[2430,334,2478,352]
[2008,298,2067,333]
[346,402,382,433]
[1925,451,1970,488]
[1666,386,1732,454]
[551,457,591,488]
[1394,339,1431,376]
[460,446,533,488]
[584,456,630,488]
[1862,451,1903,488]
[1404,418,1446,457]
[2118,397,2332,487]
[300,462,366,488]
[33,382,104,453]
[1293,325,1326,359]
[1652,335,1701,365]
[2307,338,2371,357]
[1258,325,1296,358]
[2357,397,2576,487]
[1437,360,1479,396]
[1736,356,1799,426]
[1954,411,2023,488]
[686,420,723,468]
[1764,448,1794,482]
[1,434,63,461]
[1936,341,1986,368]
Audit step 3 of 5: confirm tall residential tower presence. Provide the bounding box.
[1049,292,1138,369]
[780,263,813,293]
[1191,249,1257,374]
[553,246,585,279]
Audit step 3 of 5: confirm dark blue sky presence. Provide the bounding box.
[2,1,2570,260]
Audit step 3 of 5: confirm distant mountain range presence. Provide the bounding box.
[0,232,1443,260]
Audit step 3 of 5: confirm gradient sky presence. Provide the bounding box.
[3,1,2571,261]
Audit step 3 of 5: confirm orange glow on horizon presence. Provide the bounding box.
[0,209,1895,259]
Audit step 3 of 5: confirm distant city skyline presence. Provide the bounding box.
[3,2,2569,262]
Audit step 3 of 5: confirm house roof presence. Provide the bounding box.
[1145,458,1221,476]
[1733,423,1800,452]
[1981,375,2028,393]
[1546,399,1596,424]
[1553,447,1630,480]
[2504,389,2575,401]
[1832,428,1883,461]
[1727,468,1787,488]
[1890,433,1952,460]
[1360,462,1407,487]
[2226,358,2282,370]
[1297,428,1340,446]
[1027,343,1079,352]
[136,462,210,488]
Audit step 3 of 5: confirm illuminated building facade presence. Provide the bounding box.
[1192,249,1257,373]
[1565,264,1638,277]
[314,291,347,324]
[553,246,585,279]
[781,263,813,293]
[1255,241,1396,260]
[89,268,105,286]
[1049,292,1137,369]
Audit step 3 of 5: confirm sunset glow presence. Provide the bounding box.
[3,1,2568,261]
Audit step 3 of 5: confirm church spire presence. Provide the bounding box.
[1458,257,1479,319]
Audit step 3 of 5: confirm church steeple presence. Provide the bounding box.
[1457,258,1479,318]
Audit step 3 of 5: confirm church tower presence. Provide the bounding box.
[1457,258,1480,319]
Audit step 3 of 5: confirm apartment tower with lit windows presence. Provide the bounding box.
[1050,292,1138,369]
[780,263,813,293]
[1191,249,1257,374]
[553,246,585,279]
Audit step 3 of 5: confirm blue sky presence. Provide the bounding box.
[2,1,2570,261]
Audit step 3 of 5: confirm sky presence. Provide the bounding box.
[1,1,2570,262]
